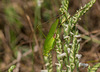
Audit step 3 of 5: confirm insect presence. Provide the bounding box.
[43,19,59,56]
[8,65,16,72]
[39,7,87,56]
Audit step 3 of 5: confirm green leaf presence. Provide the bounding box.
[43,19,59,56]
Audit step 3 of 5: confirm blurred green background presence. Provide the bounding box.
[0,0,100,72]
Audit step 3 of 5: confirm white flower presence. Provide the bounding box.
[65,28,68,31]
[58,53,66,58]
[66,65,71,68]
[56,40,61,44]
[63,24,68,28]
[67,48,71,54]
[73,16,77,20]
[55,63,61,67]
[70,32,74,35]
[45,63,49,66]
[77,38,82,42]
[74,35,81,38]
[79,63,88,68]
[63,35,69,39]
[69,43,72,46]
[76,54,82,60]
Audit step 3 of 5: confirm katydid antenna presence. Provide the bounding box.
[37,6,86,29]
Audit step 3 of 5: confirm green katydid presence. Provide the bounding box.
[43,19,59,56]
